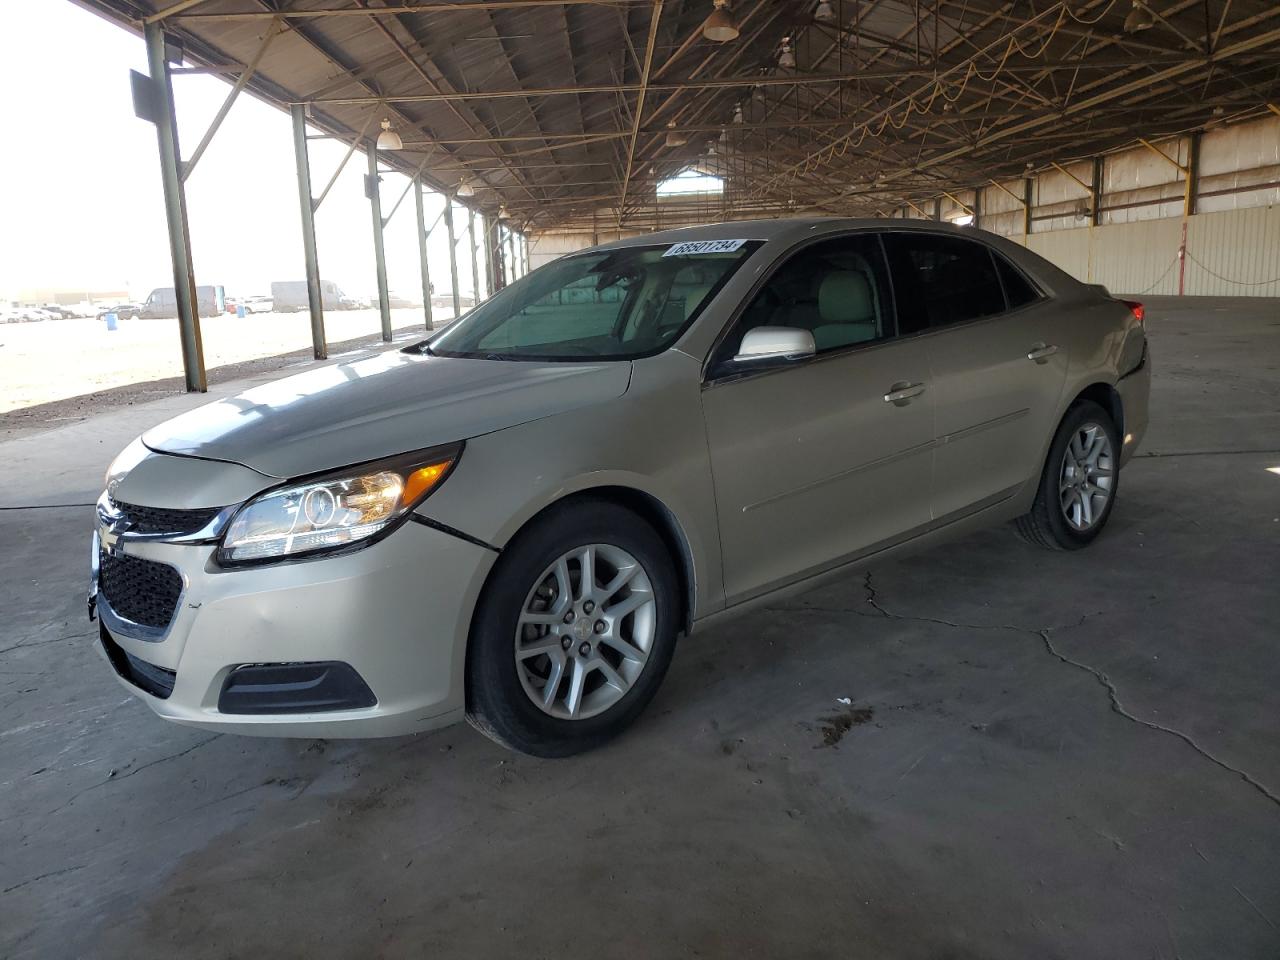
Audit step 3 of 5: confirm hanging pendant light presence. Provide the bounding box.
[1123,0,1154,32]
[814,0,836,24]
[778,38,796,69]
[665,119,688,147]
[498,203,510,220]
[456,177,475,198]
[702,0,740,42]
[733,102,744,124]
[376,118,403,151]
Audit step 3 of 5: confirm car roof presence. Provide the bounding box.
[591,216,1006,250]
[587,216,1080,296]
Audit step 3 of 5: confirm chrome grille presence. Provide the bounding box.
[110,498,222,536]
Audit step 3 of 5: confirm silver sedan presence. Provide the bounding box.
[91,218,1150,756]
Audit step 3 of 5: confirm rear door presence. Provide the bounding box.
[700,233,934,605]
[883,232,1068,520]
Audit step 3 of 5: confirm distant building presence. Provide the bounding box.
[5,287,130,307]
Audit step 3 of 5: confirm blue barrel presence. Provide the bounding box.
[236,304,247,318]
[106,312,118,331]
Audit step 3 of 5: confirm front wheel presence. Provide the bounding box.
[466,500,680,757]
[1015,399,1120,550]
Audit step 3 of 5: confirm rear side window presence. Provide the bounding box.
[884,233,1006,335]
[994,253,1041,310]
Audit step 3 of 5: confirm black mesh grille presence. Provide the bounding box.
[111,499,222,535]
[98,551,183,630]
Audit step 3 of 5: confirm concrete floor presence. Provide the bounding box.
[2,296,1277,959]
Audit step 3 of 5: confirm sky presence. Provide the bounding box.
[0,1,483,303]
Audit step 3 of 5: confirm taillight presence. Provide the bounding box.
[1120,299,1145,326]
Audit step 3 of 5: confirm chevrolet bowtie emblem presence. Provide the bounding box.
[100,521,128,555]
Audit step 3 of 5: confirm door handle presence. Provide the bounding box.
[884,381,926,406]
[1027,343,1059,363]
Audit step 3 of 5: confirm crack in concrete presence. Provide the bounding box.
[0,630,93,657]
[0,502,96,511]
[2,863,87,895]
[854,573,1280,812]
[43,734,222,818]
[1134,448,1280,459]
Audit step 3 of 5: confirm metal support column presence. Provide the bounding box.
[1185,131,1202,218]
[468,208,481,307]
[1090,157,1104,227]
[481,214,496,295]
[144,22,206,392]
[443,198,461,318]
[490,217,506,292]
[1022,178,1034,237]
[413,178,434,331]
[366,147,392,341]
[290,104,326,359]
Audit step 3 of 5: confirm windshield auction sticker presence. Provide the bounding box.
[663,239,748,257]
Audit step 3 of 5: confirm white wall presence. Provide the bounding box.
[528,225,648,270]
[1020,205,1280,297]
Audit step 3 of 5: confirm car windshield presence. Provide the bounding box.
[427,240,762,361]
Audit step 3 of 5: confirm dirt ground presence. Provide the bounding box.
[0,307,446,413]
[0,309,456,441]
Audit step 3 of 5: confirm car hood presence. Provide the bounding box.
[142,350,632,478]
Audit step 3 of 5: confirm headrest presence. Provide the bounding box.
[817,271,873,324]
[684,285,713,320]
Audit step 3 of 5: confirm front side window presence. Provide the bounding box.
[428,242,760,361]
[713,233,893,366]
[884,233,1006,335]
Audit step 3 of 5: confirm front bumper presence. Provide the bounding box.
[92,517,495,738]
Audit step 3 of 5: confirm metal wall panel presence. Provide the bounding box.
[1025,227,1091,281]
[1091,218,1182,294]
[1018,208,1278,296]
[1185,205,1280,297]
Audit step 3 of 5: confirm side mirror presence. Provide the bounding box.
[732,326,816,365]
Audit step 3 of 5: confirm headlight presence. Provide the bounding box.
[217,444,460,565]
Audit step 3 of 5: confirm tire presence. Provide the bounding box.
[1015,399,1121,551]
[465,499,680,757]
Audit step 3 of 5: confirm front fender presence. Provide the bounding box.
[421,353,725,619]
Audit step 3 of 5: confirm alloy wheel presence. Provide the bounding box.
[1059,422,1114,531]
[514,543,656,720]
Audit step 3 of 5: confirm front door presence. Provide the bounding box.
[700,232,934,605]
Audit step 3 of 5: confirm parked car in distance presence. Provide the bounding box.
[96,303,144,321]
[242,295,273,314]
[92,218,1150,758]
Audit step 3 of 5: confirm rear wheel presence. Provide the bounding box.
[1015,399,1120,550]
[466,499,679,757]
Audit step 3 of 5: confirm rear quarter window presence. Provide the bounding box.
[994,253,1042,310]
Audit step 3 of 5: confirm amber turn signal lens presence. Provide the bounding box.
[401,460,453,506]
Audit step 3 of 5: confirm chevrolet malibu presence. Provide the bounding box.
[91,218,1150,756]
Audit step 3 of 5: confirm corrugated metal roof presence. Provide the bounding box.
[76,0,1280,231]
